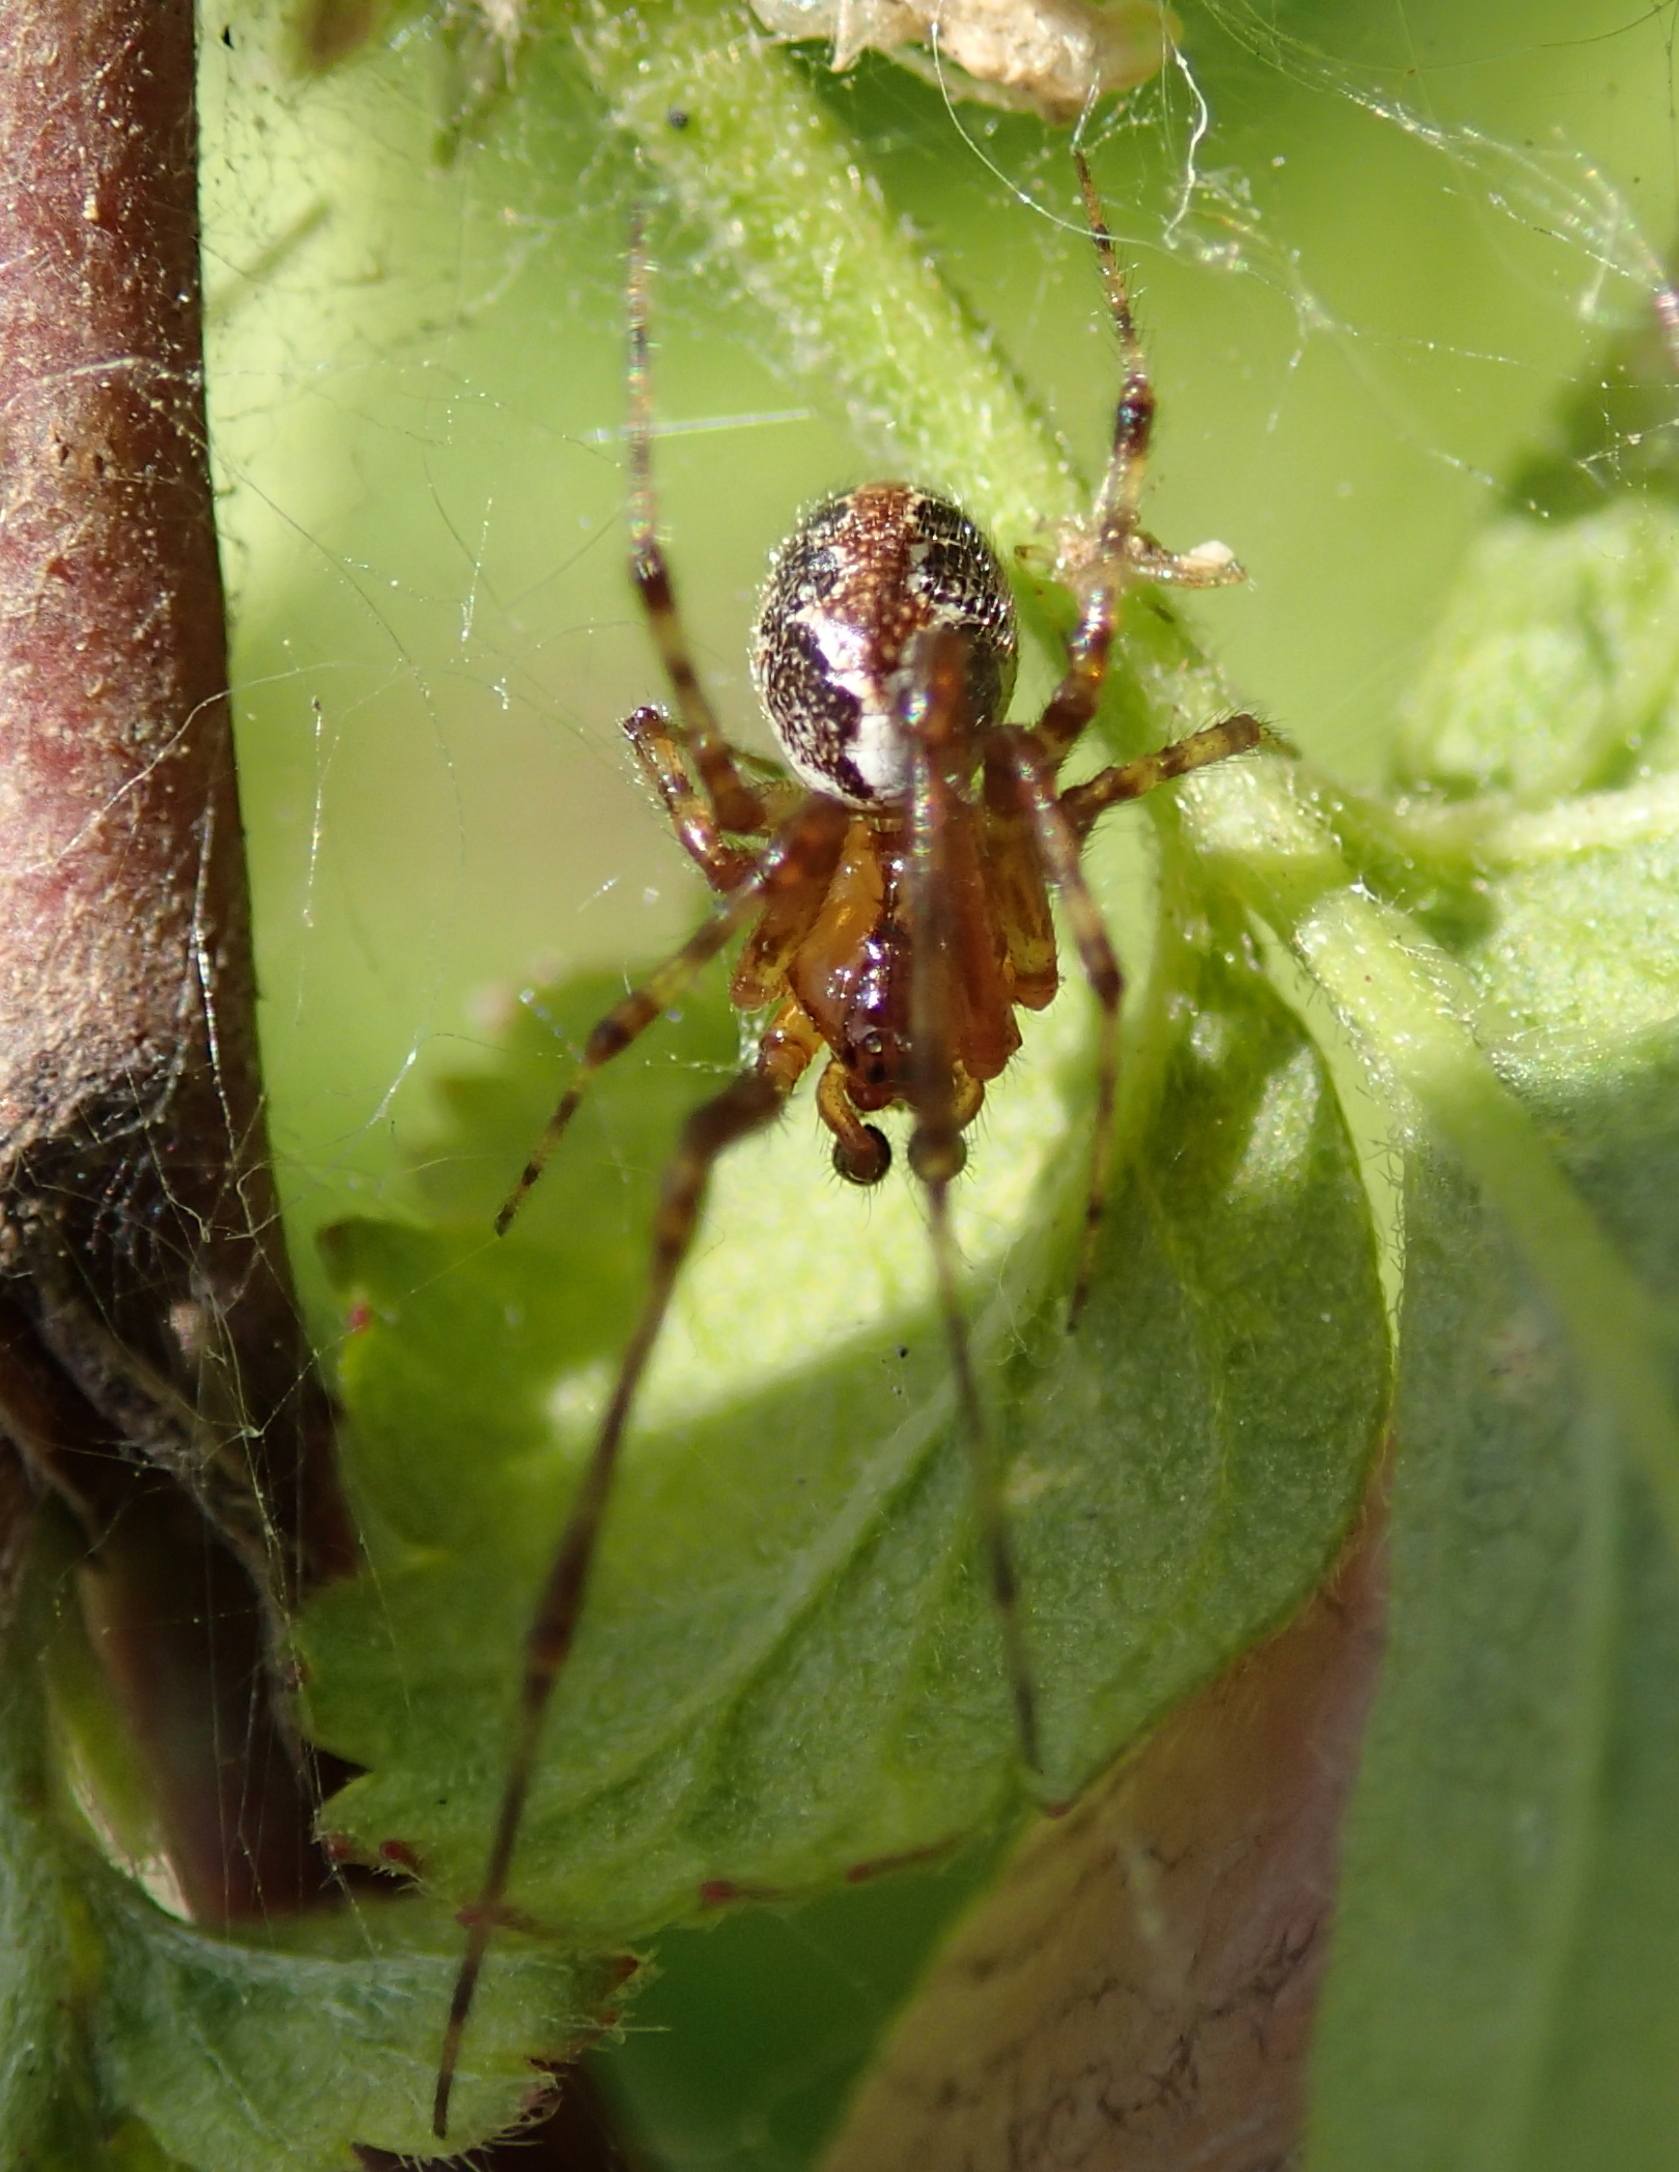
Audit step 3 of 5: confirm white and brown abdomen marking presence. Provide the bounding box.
[751,485,1018,808]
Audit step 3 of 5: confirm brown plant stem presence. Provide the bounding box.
[0,0,355,1921]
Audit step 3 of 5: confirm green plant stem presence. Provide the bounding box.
[574,0,1081,540]
[1392,769,1679,872]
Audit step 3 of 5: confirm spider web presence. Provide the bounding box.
[202,0,1679,1299]
[185,0,1679,2164]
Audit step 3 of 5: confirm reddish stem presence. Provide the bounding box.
[0,0,355,1921]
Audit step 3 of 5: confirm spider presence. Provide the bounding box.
[432,154,1260,2139]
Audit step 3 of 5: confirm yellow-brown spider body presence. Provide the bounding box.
[728,481,1061,1172]
[777,810,1034,1119]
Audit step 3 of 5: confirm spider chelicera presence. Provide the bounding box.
[432,154,1261,2138]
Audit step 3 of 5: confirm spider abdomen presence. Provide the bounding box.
[752,484,1018,809]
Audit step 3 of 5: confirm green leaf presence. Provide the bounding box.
[301,839,1386,2069]
[1309,991,1679,2168]
[0,1596,107,2170]
[1299,536,1679,2167]
[1394,501,1679,802]
[1309,1146,1679,2172]
[87,1886,613,2168]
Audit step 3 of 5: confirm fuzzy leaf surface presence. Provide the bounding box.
[302,859,1387,2006]
[1309,506,1679,2172]
[0,1564,600,2169]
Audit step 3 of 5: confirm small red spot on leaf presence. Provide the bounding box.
[700,1876,783,1907]
[456,1898,541,1935]
[844,1836,954,1884]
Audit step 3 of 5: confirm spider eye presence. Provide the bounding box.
[833,1123,891,1187]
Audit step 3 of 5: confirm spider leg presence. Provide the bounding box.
[1029,159,1151,771]
[435,1007,820,2141]
[904,629,1041,1776]
[495,794,849,1234]
[1060,711,1264,842]
[624,704,760,893]
[985,730,1125,1331]
[1034,154,1245,772]
[627,208,767,836]
[1074,147,1155,559]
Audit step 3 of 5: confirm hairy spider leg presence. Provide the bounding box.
[493,794,847,1235]
[984,728,1125,1329]
[1034,154,1245,773]
[1061,711,1266,841]
[437,1047,821,2142]
[626,207,766,837]
[440,796,850,2137]
[1076,148,1156,566]
[623,704,762,892]
[1029,165,1153,769]
[900,628,1042,1772]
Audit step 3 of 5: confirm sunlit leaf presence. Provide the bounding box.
[301,860,1385,2134]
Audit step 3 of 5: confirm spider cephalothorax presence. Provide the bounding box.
[433,158,1260,2140]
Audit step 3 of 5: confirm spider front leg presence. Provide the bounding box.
[904,630,1043,1776]
[494,792,848,1233]
[1060,711,1265,841]
[623,703,762,893]
[1033,152,1246,773]
[626,207,767,837]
